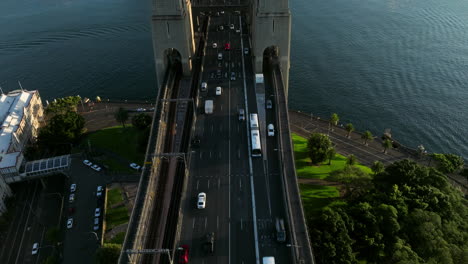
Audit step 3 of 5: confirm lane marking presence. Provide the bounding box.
[240,178,242,190]
[217,216,219,230]
[196,180,199,190]
[241,218,243,230]
[205,217,208,229]
[192,218,195,229]
[208,179,210,189]
[210,151,212,158]
[218,178,221,189]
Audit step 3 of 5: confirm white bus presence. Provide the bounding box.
[251,130,262,157]
[250,113,259,130]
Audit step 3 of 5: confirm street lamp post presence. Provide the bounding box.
[46,192,64,227]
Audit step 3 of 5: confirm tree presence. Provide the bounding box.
[371,161,385,175]
[361,130,373,146]
[132,113,152,130]
[114,107,129,128]
[346,154,357,166]
[329,165,372,198]
[45,96,81,115]
[383,139,393,154]
[345,123,354,138]
[431,153,464,174]
[95,243,121,264]
[45,227,60,244]
[330,113,339,132]
[326,147,336,165]
[307,133,333,165]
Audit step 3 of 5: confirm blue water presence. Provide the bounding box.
[0,0,467,158]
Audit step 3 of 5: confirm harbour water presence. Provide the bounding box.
[0,0,467,158]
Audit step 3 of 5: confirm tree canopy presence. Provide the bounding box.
[310,160,468,264]
[45,96,81,115]
[431,153,464,174]
[307,133,333,165]
[114,107,129,128]
[95,243,121,264]
[132,113,152,130]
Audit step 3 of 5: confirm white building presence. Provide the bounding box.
[0,90,44,214]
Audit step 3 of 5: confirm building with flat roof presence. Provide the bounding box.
[0,89,44,214]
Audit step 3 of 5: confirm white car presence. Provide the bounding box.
[130,163,141,170]
[69,193,75,203]
[96,186,103,197]
[83,160,92,166]
[244,48,249,55]
[67,218,73,229]
[266,100,273,109]
[236,29,241,33]
[93,218,100,231]
[230,72,236,81]
[230,24,235,30]
[136,108,146,112]
[216,86,222,96]
[95,208,101,217]
[212,42,217,48]
[70,183,77,193]
[197,192,206,209]
[268,124,275,137]
[32,243,39,255]
[91,164,102,172]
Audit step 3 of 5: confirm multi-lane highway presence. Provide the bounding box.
[178,10,291,264]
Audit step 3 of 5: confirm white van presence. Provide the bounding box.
[218,52,223,60]
[201,82,208,92]
[268,124,275,136]
[262,257,275,264]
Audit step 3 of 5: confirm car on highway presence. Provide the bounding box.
[201,82,208,92]
[96,186,103,197]
[217,53,223,60]
[95,208,101,217]
[136,108,146,112]
[130,163,141,171]
[244,48,249,55]
[91,164,102,172]
[212,42,217,48]
[238,109,245,121]
[204,232,215,254]
[216,69,222,78]
[70,183,77,193]
[268,124,275,137]
[93,218,100,231]
[230,72,236,81]
[224,43,230,50]
[83,160,92,166]
[216,86,222,96]
[220,10,224,15]
[266,99,273,109]
[236,29,241,33]
[67,218,73,229]
[197,192,206,209]
[218,25,223,31]
[69,193,75,203]
[179,245,189,264]
[230,24,234,30]
[32,243,39,255]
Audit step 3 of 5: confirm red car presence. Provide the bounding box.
[179,245,189,264]
[224,43,231,50]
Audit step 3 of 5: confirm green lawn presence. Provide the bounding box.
[299,184,343,217]
[105,187,129,231]
[86,125,144,164]
[292,133,371,180]
[106,232,126,244]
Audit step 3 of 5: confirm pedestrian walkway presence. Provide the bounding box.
[288,110,409,166]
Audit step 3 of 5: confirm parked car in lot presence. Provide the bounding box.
[95,208,101,217]
[93,218,100,231]
[197,192,206,209]
[179,245,189,264]
[96,186,103,197]
[69,193,75,203]
[83,160,92,166]
[32,243,39,255]
[130,163,141,171]
[91,164,102,172]
[67,218,73,229]
[70,183,76,193]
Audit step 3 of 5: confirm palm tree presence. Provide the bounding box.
[371,161,384,175]
[345,123,354,138]
[329,113,339,132]
[382,139,393,154]
[326,147,336,165]
[346,154,357,166]
[114,107,129,128]
[361,130,373,146]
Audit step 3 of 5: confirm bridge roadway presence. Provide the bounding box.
[177,9,293,264]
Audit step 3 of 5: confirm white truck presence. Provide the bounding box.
[205,100,213,114]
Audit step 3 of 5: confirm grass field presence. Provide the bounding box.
[293,133,371,218]
[105,188,129,231]
[107,232,126,244]
[87,125,144,164]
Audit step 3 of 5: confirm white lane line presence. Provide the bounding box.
[241,218,243,230]
[196,180,199,190]
[211,124,214,134]
[238,124,240,133]
[217,216,219,230]
[240,15,260,264]
[207,179,210,189]
[228,19,232,264]
[220,123,223,132]
[210,151,212,158]
[192,218,195,229]
[218,178,221,189]
[205,217,208,229]
[238,148,240,159]
[221,104,223,111]
[240,178,242,190]
[200,151,203,159]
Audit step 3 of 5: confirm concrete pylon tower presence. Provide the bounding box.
[151,0,195,88]
[252,0,291,94]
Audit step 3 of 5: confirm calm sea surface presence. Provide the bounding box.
[1,0,467,158]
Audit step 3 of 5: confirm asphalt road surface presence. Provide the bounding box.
[178,9,292,264]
